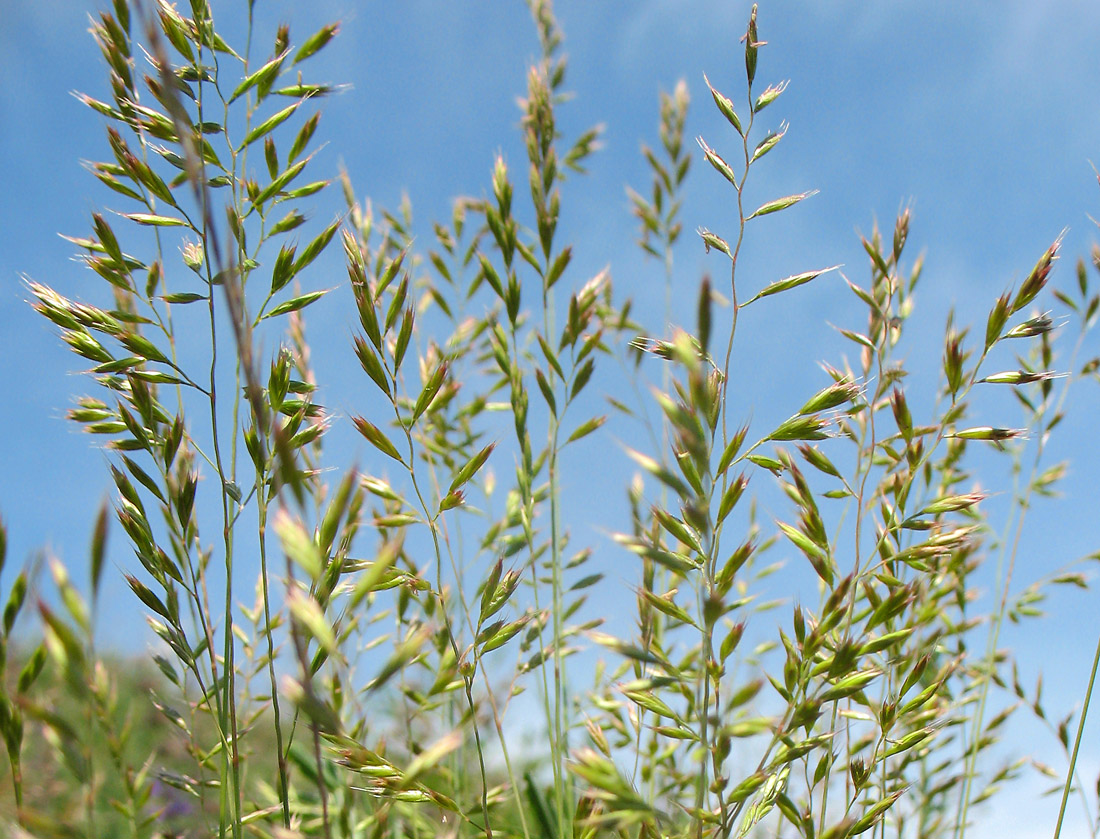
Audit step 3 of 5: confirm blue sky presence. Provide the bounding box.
[3,2,1100,834]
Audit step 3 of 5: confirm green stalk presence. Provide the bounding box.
[956,323,1086,839]
[190,37,242,837]
[704,73,755,839]
[256,488,291,827]
[542,288,571,839]
[1053,630,1100,839]
[383,315,495,836]
[405,449,494,839]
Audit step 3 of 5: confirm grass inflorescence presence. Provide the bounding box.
[4,2,1099,838]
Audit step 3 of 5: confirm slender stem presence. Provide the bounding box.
[957,325,1085,839]
[185,26,242,837]
[1053,629,1100,839]
[408,465,494,838]
[542,280,572,839]
[705,77,754,839]
[256,489,291,827]
[392,364,494,837]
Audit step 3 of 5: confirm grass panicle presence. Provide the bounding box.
[6,2,1098,839]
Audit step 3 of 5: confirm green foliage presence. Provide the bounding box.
[8,2,1100,839]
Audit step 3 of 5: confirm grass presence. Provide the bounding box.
[5,1,1099,837]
